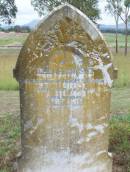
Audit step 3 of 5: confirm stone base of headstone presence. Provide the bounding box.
[17,151,112,172]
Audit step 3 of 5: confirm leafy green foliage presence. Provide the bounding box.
[0,0,17,24]
[31,0,100,22]
[105,0,122,17]
[124,0,130,7]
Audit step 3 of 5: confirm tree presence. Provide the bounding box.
[118,0,130,55]
[0,0,17,24]
[31,0,100,22]
[124,0,130,55]
[105,0,122,53]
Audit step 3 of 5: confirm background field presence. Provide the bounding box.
[0,32,130,47]
[0,49,19,90]
[0,32,28,46]
[104,33,130,48]
[0,32,130,172]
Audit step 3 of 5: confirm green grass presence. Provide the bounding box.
[110,89,130,171]
[109,113,130,171]
[112,51,130,88]
[0,49,19,90]
[0,32,28,46]
[103,33,130,48]
[111,88,130,115]
[0,113,20,171]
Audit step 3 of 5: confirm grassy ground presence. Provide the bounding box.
[104,33,130,48]
[110,113,130,172]
[0,113,20,172]
[0,49,19,90]
[111,88,130,115]
[112,51,130,88]
[0,32,28,46]
[0,92,20,171]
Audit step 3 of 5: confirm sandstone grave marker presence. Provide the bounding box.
[14,4,114,172]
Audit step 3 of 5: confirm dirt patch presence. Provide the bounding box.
[112,154,129,172]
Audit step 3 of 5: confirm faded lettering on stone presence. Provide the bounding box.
[14,4,114,172]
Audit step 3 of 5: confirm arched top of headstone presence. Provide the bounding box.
[37,3,104,41]
[14,3,114,87]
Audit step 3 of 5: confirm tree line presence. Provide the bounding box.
[0,0,130,55]
[0,25,31,33]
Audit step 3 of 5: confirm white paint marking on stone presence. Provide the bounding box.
[94,125,105,134]
[88,131,98,138]
[108,152,113,158]
[85,123,93,130]
[69,116,84,133]
[96,150,107,156]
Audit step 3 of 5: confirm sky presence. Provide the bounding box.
[14,0,116,25]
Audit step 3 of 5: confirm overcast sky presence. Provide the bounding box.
[14,0,116,25]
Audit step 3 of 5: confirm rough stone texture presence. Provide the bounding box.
[14,4,114,172]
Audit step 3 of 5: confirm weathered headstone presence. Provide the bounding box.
[14,4,114,172]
